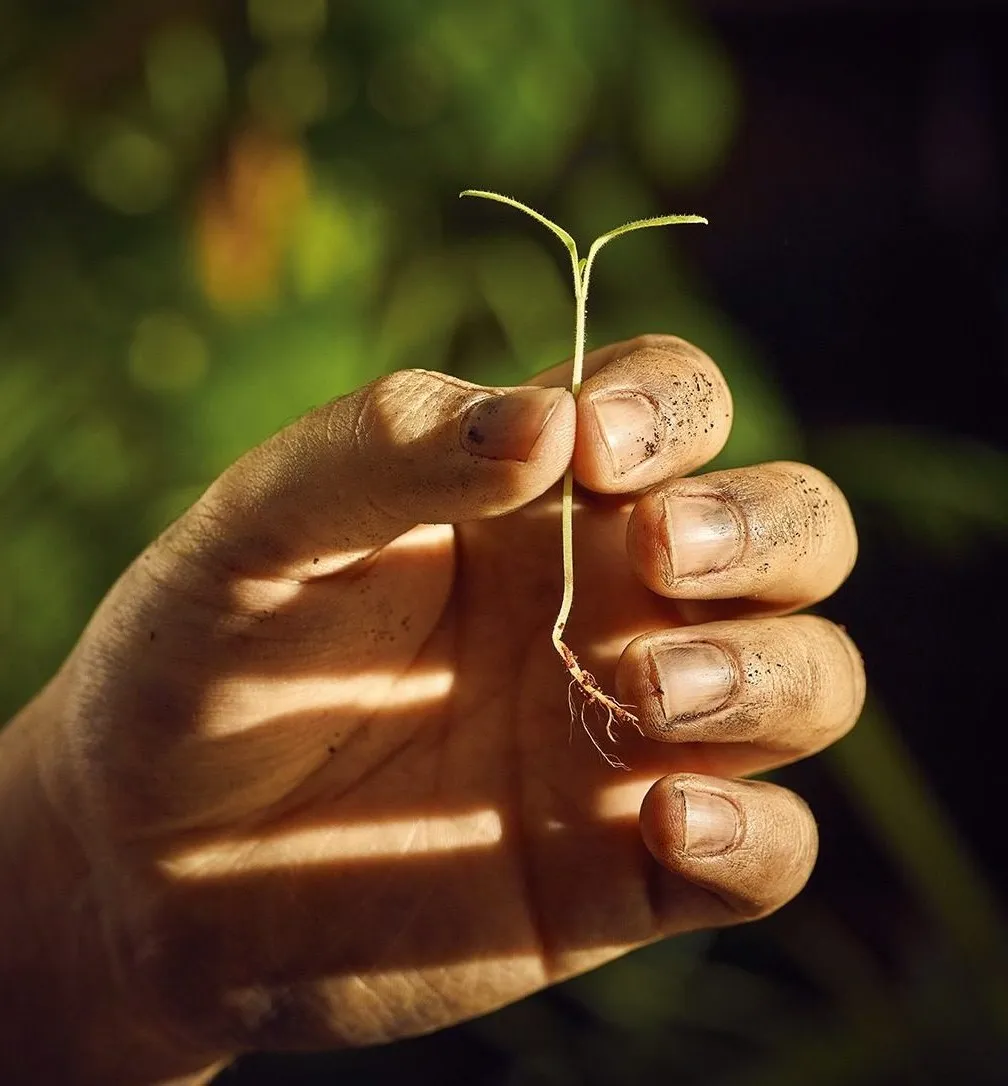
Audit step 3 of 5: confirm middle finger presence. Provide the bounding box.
[627,461,858,619]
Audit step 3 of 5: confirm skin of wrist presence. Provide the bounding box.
[0,679,231,1086]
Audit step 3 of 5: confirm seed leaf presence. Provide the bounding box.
[583,213,708,282]
[460,190,579,271]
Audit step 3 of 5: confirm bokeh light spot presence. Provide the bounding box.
[247,49,329,131]
[146,22,228,132]
[129,311,210,393]
[193,132,312,311]
[289,191,354,298]
[80,122,175,215]
[248,0,327,41]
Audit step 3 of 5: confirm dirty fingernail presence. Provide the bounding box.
[680,788,739,856]
[594,392,662,475]
[664,495,742,578]
[461,387,565,462]
[649,643,734,721]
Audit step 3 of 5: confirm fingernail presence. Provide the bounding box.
[649,643,734,721]
[461,387,565,462]
[664,495,742,579]
[680,788,740,856]
[593,392,663,475]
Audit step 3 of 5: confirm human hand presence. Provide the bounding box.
[10,334,863,1080]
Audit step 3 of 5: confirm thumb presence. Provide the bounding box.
[189,369,574,577]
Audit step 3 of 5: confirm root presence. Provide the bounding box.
[558,640,642,770]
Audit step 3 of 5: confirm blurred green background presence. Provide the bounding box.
[2,0,1007,1083]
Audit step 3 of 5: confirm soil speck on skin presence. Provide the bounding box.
[313,557,319,565]
[467,426,485,446]
[149,630,156,642]
[326,745,336,755]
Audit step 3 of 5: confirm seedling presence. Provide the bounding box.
[461,190,707,768]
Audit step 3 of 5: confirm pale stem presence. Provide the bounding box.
[550,271,586,653]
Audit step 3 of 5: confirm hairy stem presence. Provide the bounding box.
[550,271,586,652]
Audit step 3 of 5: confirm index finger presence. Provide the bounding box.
[531,334,733,494]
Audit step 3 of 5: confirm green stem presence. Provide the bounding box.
[551,272,586,651]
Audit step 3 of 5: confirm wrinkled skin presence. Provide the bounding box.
[7,336,862,1083]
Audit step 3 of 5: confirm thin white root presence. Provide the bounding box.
[567,679,577,747]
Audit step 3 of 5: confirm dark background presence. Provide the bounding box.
[1,1,1005,1083]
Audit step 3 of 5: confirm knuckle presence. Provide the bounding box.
[375,366,427,398]
[360,370,408,426]
[320,387,360,449]
[362,366,427,415]
[359,368,469,445]
[345,372,415,460]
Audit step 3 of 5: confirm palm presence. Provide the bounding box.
[88,484,690,1051]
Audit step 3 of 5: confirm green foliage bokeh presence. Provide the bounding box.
[2,2,1007,1083]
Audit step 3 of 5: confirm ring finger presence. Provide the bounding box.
[616,614,865,777]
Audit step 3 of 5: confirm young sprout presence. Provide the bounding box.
[460,190,708,768]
